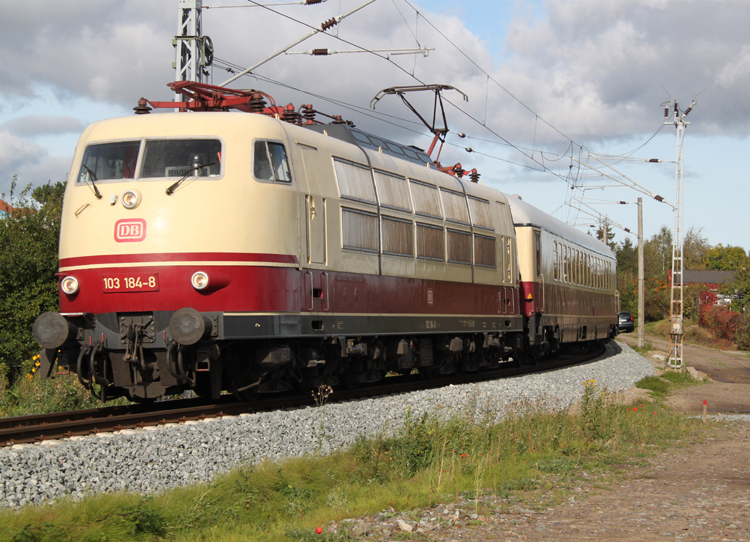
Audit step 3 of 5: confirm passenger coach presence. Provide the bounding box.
[508,194,618,359]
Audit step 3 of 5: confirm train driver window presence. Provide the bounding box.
[253,140,292,183]
[78,141,141,182]
[141,139,222,178]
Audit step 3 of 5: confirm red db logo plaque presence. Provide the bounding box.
[114,219,147,243]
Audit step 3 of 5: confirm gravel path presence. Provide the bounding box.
[0,341,652,509]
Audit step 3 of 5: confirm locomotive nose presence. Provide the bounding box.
[33,312,79,349]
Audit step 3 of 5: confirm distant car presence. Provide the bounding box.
[618,311,635,333]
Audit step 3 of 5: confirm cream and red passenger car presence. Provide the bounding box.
[33,106,528,401]
[508,194,618,357]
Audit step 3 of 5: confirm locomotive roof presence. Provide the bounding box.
[304,124,433,167]
[505,194,616,259]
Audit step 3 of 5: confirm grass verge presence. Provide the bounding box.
[635,368,705,399]
[0,382,707,541]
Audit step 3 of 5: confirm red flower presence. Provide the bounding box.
[315,527,323,534]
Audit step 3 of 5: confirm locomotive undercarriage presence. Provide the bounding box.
[35,308,611,402]
[35,309,523,401]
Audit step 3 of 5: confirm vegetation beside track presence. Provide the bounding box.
[0,381,708,542]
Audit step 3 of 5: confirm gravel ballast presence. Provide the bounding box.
[0,341,653,509]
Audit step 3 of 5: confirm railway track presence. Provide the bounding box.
[0,345,605,447]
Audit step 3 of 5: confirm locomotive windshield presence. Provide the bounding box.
[141,139,222,178]
[77,139,222,184]
[78,141,140,182]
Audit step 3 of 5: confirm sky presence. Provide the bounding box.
[1,0,749,252]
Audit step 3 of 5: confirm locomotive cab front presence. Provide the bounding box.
[33,112,305,401]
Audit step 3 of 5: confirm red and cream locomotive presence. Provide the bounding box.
[32,82,618,402]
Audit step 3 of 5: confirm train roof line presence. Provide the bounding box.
[136,81,482,183]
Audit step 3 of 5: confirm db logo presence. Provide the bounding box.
[114,219,147,243]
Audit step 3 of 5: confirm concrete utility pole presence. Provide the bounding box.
[637,197,645,348]
[664,99,696,370]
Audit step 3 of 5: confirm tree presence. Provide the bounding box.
[0,176,64,369]
[706,244,749,270]
[644,226,672,279]
[615,236,638,314]
[595,223,617,251]
[724,265,750,313]
[683,226,711,270]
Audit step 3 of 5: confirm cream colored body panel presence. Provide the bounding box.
[62,111,520,295]
[61,113,301,264]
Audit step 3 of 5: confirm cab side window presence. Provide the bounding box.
[254,140,292,183]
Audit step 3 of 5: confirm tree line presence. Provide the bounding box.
[613,225,750,326]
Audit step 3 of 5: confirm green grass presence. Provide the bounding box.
[636,369,703,399]
[629,341,653,355]
[0,382,706,542]
[0,361,130,418]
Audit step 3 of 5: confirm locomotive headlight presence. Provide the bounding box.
[191,271,210,290]
[61,276,79,295]
[121,189,141,209]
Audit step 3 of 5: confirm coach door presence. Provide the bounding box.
[297,145,327,265]
[534,229,544,312]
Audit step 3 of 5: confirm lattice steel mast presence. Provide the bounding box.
[174,0,213,97]
[664,99,695,369]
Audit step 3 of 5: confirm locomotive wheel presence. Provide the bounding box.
[341,369,360,389]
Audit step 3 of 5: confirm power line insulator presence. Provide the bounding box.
[321,17,337,30]
[133,98,152,115]
[248,92,267,113]
[281,104,300,124]
[311,48,329,56]
[305,0,323,4]
[301,105,317,124]
[648,158,659,163]
[465,147,473,153]
[654,195,664,202]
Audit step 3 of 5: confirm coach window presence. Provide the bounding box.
[553,242,558,280]
[468,197,493,230]
[382,216,413,257]
[447,229,472,264]
[417,223,445,261]
[253,140,291,183]
[474,234,496,268]
[141,139,223,179]
[342,208,379,252]
[374,170,411,211]
[410,181,442,218]
[334,158,376,203]
[535,231,541,277]
[442,189,470,224]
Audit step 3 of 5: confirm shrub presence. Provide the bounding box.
[0,177,64,371]
[736,314,750,351]
[699,304,741,342]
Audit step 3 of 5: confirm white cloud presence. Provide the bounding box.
[0,116,86,137]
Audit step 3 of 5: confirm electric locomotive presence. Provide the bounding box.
[32,82,617,402]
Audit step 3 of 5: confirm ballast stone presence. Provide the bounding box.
[0,342,655,509]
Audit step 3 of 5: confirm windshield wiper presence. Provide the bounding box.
[81,164,103,200]
[165,162,217,196]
